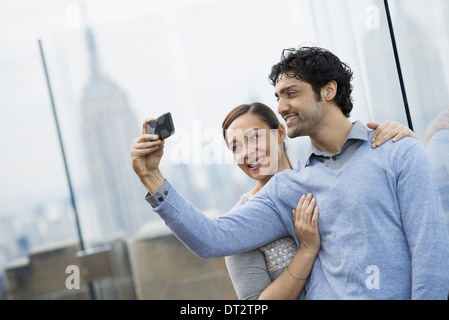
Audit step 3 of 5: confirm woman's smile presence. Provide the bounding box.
[247,156,266,171]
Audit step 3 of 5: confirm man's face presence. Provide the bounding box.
[275,74,326,138]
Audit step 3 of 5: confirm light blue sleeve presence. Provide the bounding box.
[151,181,290,259]
[396,142,449,299]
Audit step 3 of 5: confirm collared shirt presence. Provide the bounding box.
[304,120,370,170]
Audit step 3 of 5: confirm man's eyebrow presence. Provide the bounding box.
[275,84,300,98]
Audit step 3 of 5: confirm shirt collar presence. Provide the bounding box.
[304,120,370,165]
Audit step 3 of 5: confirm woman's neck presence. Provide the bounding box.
[250,180,269,195]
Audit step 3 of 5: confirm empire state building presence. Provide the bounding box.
[80,27,157,242]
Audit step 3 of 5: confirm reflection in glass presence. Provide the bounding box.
[425,109,449,234]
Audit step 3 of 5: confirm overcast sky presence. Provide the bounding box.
[0,0,216,60]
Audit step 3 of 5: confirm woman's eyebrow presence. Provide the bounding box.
[226,127,264,147]
[244,128,263,136]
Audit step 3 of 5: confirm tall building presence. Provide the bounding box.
[80,27,157,243]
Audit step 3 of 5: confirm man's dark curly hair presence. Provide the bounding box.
[268,46,354,118]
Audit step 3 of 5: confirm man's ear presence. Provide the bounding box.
[321,80,337,102]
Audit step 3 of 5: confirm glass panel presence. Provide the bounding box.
[310,0,410,125]
[388,0,449,233]
[0,55,80,299]
[2,0,447,301]
[47,0,325,245]
[43,0,326,300]
[48,0,410,300]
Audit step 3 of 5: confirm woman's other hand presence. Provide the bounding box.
[368,120,417,148]
[292,193,321,255]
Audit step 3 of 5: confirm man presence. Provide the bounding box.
[131,46,449,299]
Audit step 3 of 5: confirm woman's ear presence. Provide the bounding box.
[278,124,287,143]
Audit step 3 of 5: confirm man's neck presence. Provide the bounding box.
[309,110,353,155]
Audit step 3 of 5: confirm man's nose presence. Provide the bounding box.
[277,98,290,116]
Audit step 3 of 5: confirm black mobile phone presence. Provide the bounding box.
[146,112,175,140]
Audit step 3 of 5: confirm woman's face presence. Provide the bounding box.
[225,113,283,181]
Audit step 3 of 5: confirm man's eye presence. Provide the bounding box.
[288,91,296,97]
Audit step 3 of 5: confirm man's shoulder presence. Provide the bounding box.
[366,130,422,154]
[272,166,300,181]
[364,132,430,171]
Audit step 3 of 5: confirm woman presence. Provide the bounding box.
[130,103,417,300]
[220,102,416,300]
[222,103,317,300]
